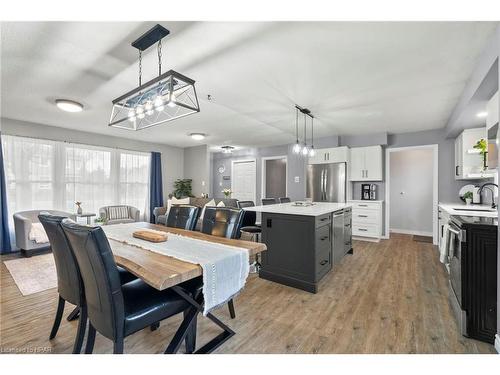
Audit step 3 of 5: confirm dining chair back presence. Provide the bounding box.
[201,207,244,240]
[237,201,256,228]
[278,197,291,203]
[261,198,277,205]
[166,205,200,231]
[38,213,87,353]
[61,219,125,342]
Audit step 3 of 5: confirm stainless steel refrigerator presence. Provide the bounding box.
[306,162,346,202]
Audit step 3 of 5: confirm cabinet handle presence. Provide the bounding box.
[345,241,351,246]
[358,215,368,218]
[320,217,329,221]
[320,260,328,266]
[455,165,459,176]
[358,204,368,207]
[345,223,351,227]
[358,228,368,232]
[320,236,329,241]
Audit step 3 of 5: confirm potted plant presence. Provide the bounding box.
[222,188,232,198]
[463,191,473,205]
[473,138,488,171]
[94,217,107,226]
[173,179,194,198]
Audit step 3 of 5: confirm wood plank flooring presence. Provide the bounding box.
[0,234,496,354]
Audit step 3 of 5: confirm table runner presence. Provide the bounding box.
[101,223,249,315]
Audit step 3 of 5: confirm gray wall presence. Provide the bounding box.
[0,117,184,200]
[183,144,210,197]
[389,148,434,234]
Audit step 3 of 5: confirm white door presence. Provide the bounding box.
[232,160,256,202]
[349,148,365,181]
[364,145,383,180]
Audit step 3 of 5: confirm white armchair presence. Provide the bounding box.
[99,205,140,225]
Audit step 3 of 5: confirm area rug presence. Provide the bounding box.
[3,253,57,296]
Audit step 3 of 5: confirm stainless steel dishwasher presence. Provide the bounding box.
[332,209,345,265]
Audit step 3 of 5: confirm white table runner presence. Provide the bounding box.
[101,223,250,315]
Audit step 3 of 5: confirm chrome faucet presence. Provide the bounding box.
[478,182,498,209]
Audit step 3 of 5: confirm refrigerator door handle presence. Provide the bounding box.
[324,168,328,201]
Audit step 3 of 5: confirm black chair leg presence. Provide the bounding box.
[184,310,197,353]
[49,296,65,339]
[113,338,124,354]
[228,299,236,319]
[84,323,96,354]
[67,306,80,322]
[72,305,87,354]
[150,322,160,331]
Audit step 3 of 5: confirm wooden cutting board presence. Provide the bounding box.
[133,230,168,243]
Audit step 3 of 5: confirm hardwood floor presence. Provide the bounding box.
[0,234,495,354]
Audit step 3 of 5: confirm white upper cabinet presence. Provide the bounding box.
[454,127,494,180]
[308,146,349,164]
[349,146,383,181]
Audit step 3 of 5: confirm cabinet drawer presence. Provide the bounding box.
[315,247,331,281]
[350,201,380,210]
[352,223,380,238]
[315,213,331,228]
[352,208,380,224]
[315,224,331,252]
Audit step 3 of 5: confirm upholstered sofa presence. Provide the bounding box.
[153,197,238,228]
[99,205,140,225]
[13,210,75,256]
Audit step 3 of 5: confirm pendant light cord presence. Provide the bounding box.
[158,40,162,76]
[138,50,142,87]
[311,117,314,147]
[303,113,307,146]
[295,107,299,142]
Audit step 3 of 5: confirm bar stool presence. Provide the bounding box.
[261,198,277,205]
[237,201,262,273]
[279,197,291,203]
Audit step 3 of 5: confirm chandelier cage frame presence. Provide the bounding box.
[108,24,200,131]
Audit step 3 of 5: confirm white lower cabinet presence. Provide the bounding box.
[348,200,383,240]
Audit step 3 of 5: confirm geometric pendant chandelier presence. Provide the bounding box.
[108,24,200,131]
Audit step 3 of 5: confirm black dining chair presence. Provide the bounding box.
[261,198,277,205]
[61,219,195,354]
[278,197,291,203]
[38,213,137,354]
[199,207,244,319]
[166,205,200,231]
[237,201,261,242]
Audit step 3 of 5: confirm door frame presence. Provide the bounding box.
[231,158,257,203]
[261,155,288,200]
[384,144,439,245]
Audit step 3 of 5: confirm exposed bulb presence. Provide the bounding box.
[167,93,177,108]
[293,142,301,154]
[145,101,154,116]
[302,145,309,156]
[135,105,145,120]
[127,110,136,122]
[154,96,164,111]
[309,147,316,157]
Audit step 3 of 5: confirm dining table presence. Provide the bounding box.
[107,222,267,354]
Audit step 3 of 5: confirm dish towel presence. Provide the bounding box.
[102,223,249,315]
[28,223,49,244]
[439,224,450,264]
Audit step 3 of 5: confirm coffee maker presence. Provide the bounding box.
[361,184,377,200]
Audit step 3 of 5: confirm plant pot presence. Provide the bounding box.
[465,198,472,205]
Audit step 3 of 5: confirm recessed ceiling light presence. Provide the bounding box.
[56,99,84,113]
[190,133,206,141]
[476,111,488,118]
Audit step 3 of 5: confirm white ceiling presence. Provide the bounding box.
[1,21,498,149]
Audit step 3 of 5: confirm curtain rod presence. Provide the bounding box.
[2,132,162,156]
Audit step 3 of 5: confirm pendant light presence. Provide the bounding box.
[109,24,200,131]
[292,107,301,154]
[309,116,316,157]
[301,112,309,155]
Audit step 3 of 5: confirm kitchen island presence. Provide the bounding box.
[244,202,352,293]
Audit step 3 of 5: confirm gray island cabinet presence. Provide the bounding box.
[243,202,353,293]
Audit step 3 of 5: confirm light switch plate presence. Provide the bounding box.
[294,176,300,183]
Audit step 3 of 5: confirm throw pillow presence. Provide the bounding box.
[200,199,216,221]
[216,201,226,207]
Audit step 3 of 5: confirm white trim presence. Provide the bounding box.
[261,155,288,201]
[495,334,500,354]
[385,144,439,245]
[231,158,257,204]
[390,229,433,237]
[352,236,380,243]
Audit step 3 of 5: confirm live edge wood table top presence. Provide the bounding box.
[109,222,267,291]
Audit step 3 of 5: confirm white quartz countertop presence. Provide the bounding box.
[243,202,351,216]
[439,202,498,218]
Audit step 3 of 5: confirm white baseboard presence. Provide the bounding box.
[495,334,500,354]
[390,228,433,237]
[352,236,380,243]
